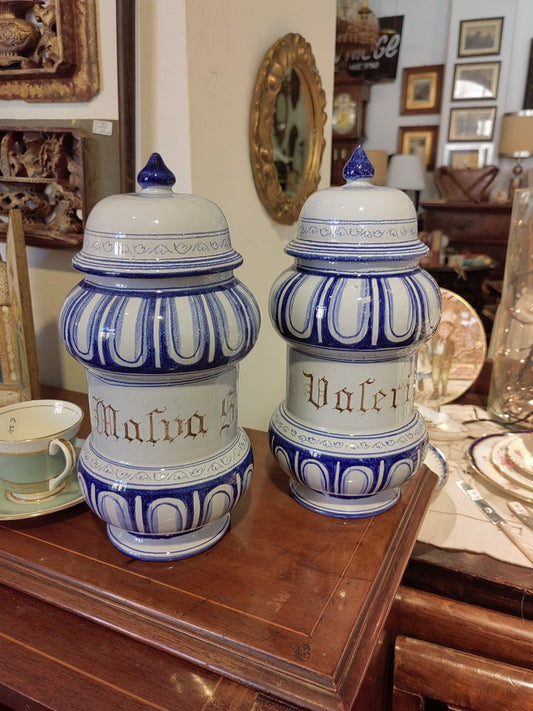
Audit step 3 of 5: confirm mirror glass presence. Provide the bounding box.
[250,34,326,225]
[272,68,309,196]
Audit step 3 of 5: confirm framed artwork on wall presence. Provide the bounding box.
[457,17,504,58]
[452,61,500,101]
[443,143,493,169]
[400,65,444,115]
[397,125,439,171]
[0,0,99,102]
[523,38,533,109]
[0,126,87,249]
[448,106,496,142]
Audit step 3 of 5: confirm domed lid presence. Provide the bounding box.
[285,146,427,263]
[72,153,243,277]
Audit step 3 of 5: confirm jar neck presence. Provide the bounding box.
[84,271,234,290]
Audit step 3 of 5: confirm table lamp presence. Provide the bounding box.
[386,153,426,211]
[498,110,533,195]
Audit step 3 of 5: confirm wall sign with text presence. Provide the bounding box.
[336,16,404,81]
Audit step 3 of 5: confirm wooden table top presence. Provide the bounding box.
[0,387,437,711]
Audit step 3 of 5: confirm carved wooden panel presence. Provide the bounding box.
[0,0,99,101]
[0,127,86,247]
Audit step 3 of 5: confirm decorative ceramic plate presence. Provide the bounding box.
[416,288,486,408]
[491,436,533,492]
[468,433,533,504]
[424,443,448,490]
[506,432,533,476]
[0,439,85,521]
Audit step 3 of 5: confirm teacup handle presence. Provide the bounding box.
[48,438,76,492]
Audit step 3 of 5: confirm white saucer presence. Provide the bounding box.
[424,443,448,489]
[0,439,85,521]
[468,433,533,504]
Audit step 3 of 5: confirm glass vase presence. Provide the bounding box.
[488,188,533,427]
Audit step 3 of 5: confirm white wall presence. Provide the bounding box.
[137,0,191,193]
[365,0,451,157]
[189,1,336,430]
[137,0,336,431]
[367,0,533,198]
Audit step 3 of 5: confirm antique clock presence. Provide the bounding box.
[331,74,371,185]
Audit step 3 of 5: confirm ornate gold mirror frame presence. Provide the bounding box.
[249,33,326,225]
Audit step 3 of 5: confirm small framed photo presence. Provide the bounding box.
[397,125,439,171]
[523,38,533,109]
[400,65,444,115]
[443,143,493,169]
[452,61,500,101]
[448,106,496,142]
[458,17,504,58]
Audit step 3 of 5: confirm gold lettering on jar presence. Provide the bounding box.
[123,418,143,443]
[91,397,209,445]
[303,372,328,409]
[219,388,236,434]
[334,387,353,413]
[93,399,119,438]
[301,371,415,415]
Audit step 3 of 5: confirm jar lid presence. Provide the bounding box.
[285,146,427,263]
[72,153,243,277]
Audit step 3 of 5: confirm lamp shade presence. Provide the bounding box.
[498,110,533,157]
[386,154,426,191]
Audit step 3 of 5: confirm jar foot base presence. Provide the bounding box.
[289,480,400,518]
[107,514,231,561]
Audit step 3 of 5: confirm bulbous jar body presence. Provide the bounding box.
[269,148,441,517]
[60,154,260,560]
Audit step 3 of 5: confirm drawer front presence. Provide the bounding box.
[424,209,510,241]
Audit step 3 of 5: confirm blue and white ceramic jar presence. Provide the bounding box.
[60,154,260,560]
[269,147,441,517]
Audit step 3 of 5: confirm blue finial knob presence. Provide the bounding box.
[342,145,375,183]
[137,153,176,189]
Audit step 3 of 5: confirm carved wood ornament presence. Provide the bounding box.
[0,127,86,247]
[0,0,99,101]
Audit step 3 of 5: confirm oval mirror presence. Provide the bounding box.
[249,33,327,225]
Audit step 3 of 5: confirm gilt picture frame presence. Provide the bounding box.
[0,209,40,406]
[452,61,500,101]
[400,65,444,115]
[0,0,99,102]
[398,125,439,171]
[458,17,504,58]
[448,106,496,142]
[443,143,492,169]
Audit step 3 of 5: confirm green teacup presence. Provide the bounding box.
[0,399,83,503]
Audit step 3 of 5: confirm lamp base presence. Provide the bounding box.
[510,159,524,197]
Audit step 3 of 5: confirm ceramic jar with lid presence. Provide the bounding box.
[60,154,260,560]
[269,147,441,517]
